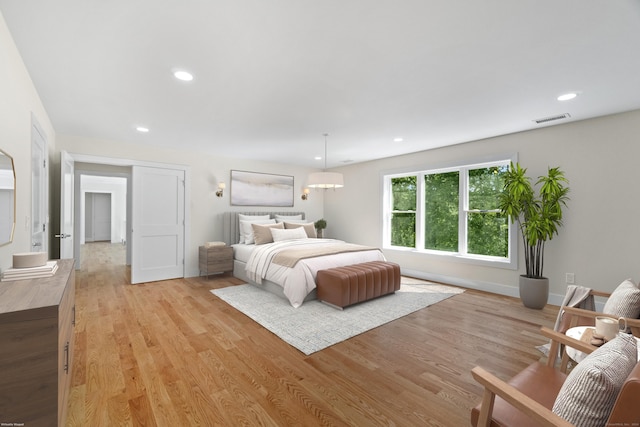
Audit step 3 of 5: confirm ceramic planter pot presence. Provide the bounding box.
[519,275,549,309]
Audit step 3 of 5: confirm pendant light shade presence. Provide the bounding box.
[307,134,344,189]
[307,171,344,189]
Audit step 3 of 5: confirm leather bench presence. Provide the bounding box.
[316,261,401,309]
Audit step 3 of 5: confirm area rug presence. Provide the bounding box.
[210,279,464,355]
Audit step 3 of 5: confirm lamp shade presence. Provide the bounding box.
[307,172,344,189]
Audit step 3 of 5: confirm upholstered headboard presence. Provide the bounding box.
[223,211,306,245]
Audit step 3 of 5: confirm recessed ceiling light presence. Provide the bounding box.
[314,156,322,161]
[393,137,404,142]
[173,70,194,81]
[136,126,149,133]
[557,93,578,101]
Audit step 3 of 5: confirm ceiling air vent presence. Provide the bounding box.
[533,113,571,124]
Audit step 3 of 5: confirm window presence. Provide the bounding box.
[390,176,416,247]
[384,158,515,268]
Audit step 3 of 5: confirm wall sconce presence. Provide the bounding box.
[301,188,310,201]
[216,182,226,197]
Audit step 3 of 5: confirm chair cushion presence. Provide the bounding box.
[552,333,637,427]
[470,362,567,427]
[603,279,640,319]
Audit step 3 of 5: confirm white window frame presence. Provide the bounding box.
[383,155,518,270]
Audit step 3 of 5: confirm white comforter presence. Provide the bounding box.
[245,238,385,308]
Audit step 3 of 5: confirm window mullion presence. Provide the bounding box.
[416,173,425,250]
[459,167,468,256]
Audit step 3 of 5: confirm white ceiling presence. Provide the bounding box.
[2,1,639,168]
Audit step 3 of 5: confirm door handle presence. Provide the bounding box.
[32,242,42,247]
[55,234,72,239]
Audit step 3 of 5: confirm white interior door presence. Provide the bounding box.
[87,193,111,242]
[31,122,48,253]
[58,151,74,259]
[131,166,185,284]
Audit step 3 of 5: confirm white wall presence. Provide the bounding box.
[80,175,127,244]
[325,109,640,305]
[0,11,56,271]
[55,134,325,277]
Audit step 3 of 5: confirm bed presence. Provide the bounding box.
[222,211,386,307]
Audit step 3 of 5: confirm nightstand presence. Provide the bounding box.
[199,245,233,277]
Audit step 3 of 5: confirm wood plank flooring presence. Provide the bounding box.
[66,242,557,426]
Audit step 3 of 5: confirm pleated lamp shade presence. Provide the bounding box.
[307,171,344,189]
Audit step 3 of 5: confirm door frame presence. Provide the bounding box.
[84,192,112,242]
[63,153,190,277]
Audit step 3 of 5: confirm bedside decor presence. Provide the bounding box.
[314,218,327,238]
[230,170,294,207]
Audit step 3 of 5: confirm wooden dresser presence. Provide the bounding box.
[0,259,75,426]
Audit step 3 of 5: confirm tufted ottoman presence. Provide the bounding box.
[316,261,401,309]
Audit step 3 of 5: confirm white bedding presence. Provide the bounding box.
[232,243,254,263]
[241,238,385,308]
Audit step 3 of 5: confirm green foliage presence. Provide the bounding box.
[390,167,509,257]
[468,167,509,257]
[390,176,416,247]
[391,212,415,247]
[424,171,458,252]
[498,162,569,278]
[314,218,327,230]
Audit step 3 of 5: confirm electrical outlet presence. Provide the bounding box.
[566,273,575,284]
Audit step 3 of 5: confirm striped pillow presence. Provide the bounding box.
[603,279,640,319]
[552,333,637,427]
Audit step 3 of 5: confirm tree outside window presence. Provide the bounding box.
[385,159,512,265]
[390,176,416,247]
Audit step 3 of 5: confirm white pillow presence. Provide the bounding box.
[271,227,308,242]
[239,214,270,221]
[239,219,275,244]
[276,218,307,223]
[275,214,302,220]
[283,221,317,238]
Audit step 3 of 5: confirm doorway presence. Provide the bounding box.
[85,193,111,242]
[77,171,129,268]
[58,152,190,284]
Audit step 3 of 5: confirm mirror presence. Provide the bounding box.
[0,149,16,246]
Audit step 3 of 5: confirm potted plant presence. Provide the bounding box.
[314,219,327,238]
[499,162,570,309]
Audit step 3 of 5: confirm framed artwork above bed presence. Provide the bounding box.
[230,170,294,207]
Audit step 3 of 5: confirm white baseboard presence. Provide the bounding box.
[400,268,604,309]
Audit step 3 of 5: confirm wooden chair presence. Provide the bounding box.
[556,289,611,334]
[470,326,640,427]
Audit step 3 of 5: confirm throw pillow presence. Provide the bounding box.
[603,279,640,319]
[283,221,317,238]
[251,222,284,245]
[271,227,308,242]
[552,333,637,427]
[239,219,275,244]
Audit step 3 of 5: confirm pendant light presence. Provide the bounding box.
[307,133,344,189]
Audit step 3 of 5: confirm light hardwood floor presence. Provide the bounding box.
[66,242,557,426]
